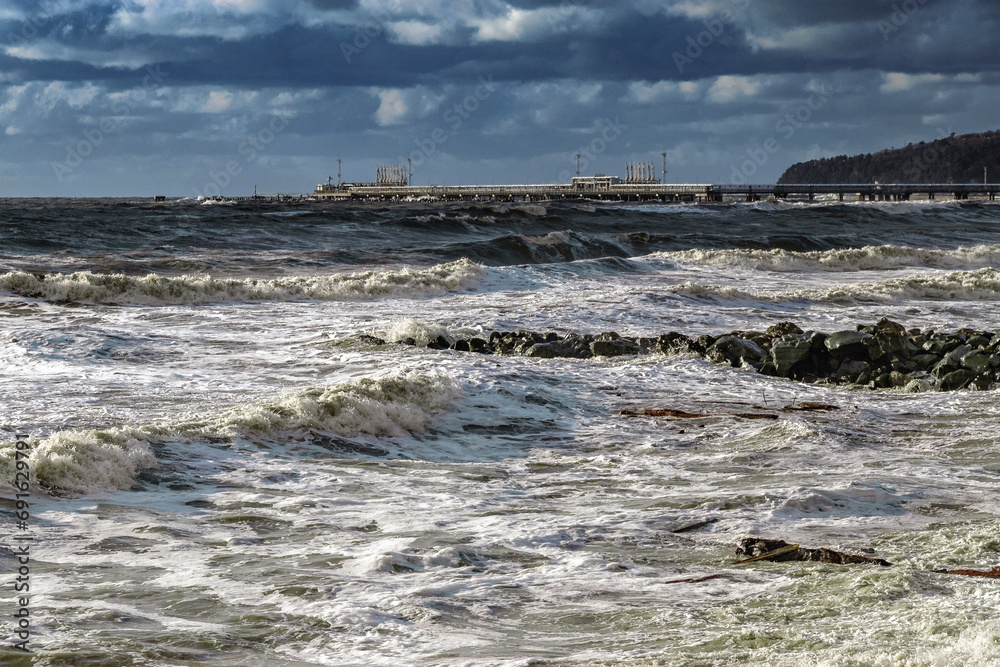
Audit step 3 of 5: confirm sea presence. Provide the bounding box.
[3,197,1000,666]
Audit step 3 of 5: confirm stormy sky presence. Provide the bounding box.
[0,0,997,196]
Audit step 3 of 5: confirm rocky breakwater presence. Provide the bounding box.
[387,318,1000,392]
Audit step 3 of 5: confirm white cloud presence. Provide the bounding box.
[4,40,156,69]
[625,80,703,104]
[664,1,735,20]
[706,75,762,103]
[387,20,448,46]
[880,72,969,93]
[374,89,408,126]
[371,86,446,126]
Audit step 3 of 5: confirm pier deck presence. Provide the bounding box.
[312,182,1000,202]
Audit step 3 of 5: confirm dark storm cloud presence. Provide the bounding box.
[0,0,998,195]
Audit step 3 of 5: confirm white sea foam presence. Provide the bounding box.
[0,374,461,494]
[664,268,1000,305]
[0,259,485,305]
[654,244,1000,273]
[380,318,453,346]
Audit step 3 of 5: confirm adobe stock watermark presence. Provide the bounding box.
[878,0,931,41]
[729,83,834,184]
[52,65,169,182]
[397,75,497,173]
[4,8,62,47]
[673,0,750,74]
[904,125,956,181]
[557,117,628,183]
[193,115,289,198]
[340,0,403,63]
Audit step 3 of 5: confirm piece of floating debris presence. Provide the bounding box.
[735,538,892,567]
[664,574,724,585]
[935,567,1000,579]
[620,408,779,420]
[621,409,709,419]
[734,543,801,564]
[779,402,840,412]
[671,518,720,534]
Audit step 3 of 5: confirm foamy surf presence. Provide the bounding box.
[0,373,461,494]
[664,268,1000,305]
[0,259,484,305]
[656,244,1000,273]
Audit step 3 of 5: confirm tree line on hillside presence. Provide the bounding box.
[777,130,1000,184]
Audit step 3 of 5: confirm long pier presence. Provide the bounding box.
[313,182,1000,203]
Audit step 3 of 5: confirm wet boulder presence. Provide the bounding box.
[706,336,764,368]
[770,337,813,378]
[961,350,991,375]
[590,338,642,358]
[658,332,694,355]
[825,331,873,360]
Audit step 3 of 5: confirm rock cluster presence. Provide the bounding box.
[379,318,1000,392]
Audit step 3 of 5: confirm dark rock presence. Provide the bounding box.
[825,331,873,359]
[875,317,907,335]
[837,360,870,381]
[971,373,995,390]
[469,338,491,353]
[961,351,991,375]
[966,335,991,349]
[356,335,386,346]
[637,337,659,350]
[403,337,417,346]
[451,339,472,352]
[736,538,891,567]
[591,338,642,358]
[691,335,716,355]
[658,332,694,355]
[766,322,804,338]
[770,337,813,377]
[939,369,974,391]
[525,343,559,359]
[911,353,940,370]
[426,335,451,350]
[706,336,764,367]
[889,371,909,388]
[872,373,894,389]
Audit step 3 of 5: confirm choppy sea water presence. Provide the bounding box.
[3,198,1000,665]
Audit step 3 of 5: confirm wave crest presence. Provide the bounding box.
[665,268,1000,304]
[0,259,484,305]
[658,244,1000,272]
[0,374,461,495]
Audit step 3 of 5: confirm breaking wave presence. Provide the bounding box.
[0,259,484,305]
[666,268,1000,305]
[656,244,1000,273]
[0,374,461,495]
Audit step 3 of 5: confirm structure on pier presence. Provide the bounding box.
[376,164,409,186]
[312,165,1000,203]
[625,162,658,184]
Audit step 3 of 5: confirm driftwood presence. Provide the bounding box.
[671,518,719,534]
[620,409,777,420]
[664,574,724,585]
[735,538,892,567]
[936,567,1000,579]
